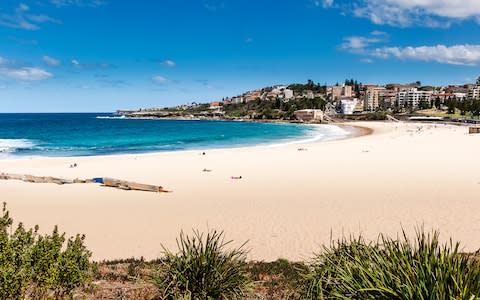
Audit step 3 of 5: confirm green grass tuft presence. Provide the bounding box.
[156,230,251,299]
[302,229,480,299]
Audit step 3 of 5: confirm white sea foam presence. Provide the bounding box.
[96,115,126,119]
[0,139,36,154]
[266,124,351,148]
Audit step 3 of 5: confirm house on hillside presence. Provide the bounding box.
[294,109,324,122]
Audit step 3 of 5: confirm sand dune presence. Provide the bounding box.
[1,122,479,261]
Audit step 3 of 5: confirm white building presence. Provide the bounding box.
[231,97,244,104]
[303,90,315,99]
[469,87,480,99]
[468,80,480,99]
[341,99,357,115]
[396,88,433,108]
[284,89,294,100]
[451,93,467,100]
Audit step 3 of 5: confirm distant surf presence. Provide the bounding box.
[96,115,126,119]
[0,139,37,154]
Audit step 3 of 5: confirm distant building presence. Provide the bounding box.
[341,99,357,115]
[380,90,397,108]
[209,101,222,109]
[294,109,324,122]
[469,87,480,99]
[468,77,480,99]
[363,86,385,111]
[354,99,364,113]
[329,85,352,100]
[245,91,261,102]
[385,83,402,91]
[396,88,433,108]
[231,96,244,104]
[303,90,315,99]
[284,89,294,100]
[454,92,468,100]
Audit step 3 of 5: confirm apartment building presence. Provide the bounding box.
[468,77,480,99]
[396,88,433,108]
[340,99,357,115]
[329,85,352,100]
[363,86,385,111]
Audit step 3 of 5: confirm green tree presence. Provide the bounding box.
[434,97,441,109]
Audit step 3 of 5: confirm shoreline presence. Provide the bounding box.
[2,121,479,262]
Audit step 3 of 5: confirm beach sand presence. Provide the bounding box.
[1,121,480,261]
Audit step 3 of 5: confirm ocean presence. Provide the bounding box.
[0,113,351,158]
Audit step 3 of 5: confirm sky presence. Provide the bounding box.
[0,0,480,112]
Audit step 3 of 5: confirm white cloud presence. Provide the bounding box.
[311,0,334,8]
[340,32,388,53]
[152,76,169,84]
[340,31,480,66]
[42,55,61,67]
[162,60,176,67]
[203,0,225,11]
[1,67,53,81]
[372,44,480,65]
[341,36,381,50]
[371,30,387,36]
[323,0,334,8]
[360,58,374,64]
[0,57,14,66]
[71,59,112,69]
[50,0,105,7]
[0,4,60,30]
[351,0,480,27]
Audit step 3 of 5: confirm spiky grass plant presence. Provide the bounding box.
[157,230,251,299]
[303,230,480,299]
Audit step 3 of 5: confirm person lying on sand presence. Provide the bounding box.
[231,176,242,179]
[202,168,212,172]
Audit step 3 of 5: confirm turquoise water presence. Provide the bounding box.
[0,113,351,158]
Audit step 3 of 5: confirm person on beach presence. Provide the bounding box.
[231,176,242,179]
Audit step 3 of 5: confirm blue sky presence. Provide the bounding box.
[1,0,479,112]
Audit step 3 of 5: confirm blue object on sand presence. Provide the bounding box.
[93,177,104,184]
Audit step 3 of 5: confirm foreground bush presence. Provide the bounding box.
[303,230,480,299]
[156,230,251,299]
[0,203,91,299]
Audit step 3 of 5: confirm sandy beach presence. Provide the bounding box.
[1,121,479,261]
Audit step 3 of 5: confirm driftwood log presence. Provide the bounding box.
[101,177,166,193]
[0,173,168,193]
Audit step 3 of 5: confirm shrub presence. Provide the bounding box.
[0,203,92,299]
[302,230,480,299]
[156,230,251,299]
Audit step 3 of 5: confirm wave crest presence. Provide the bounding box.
[0,139,36,153]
